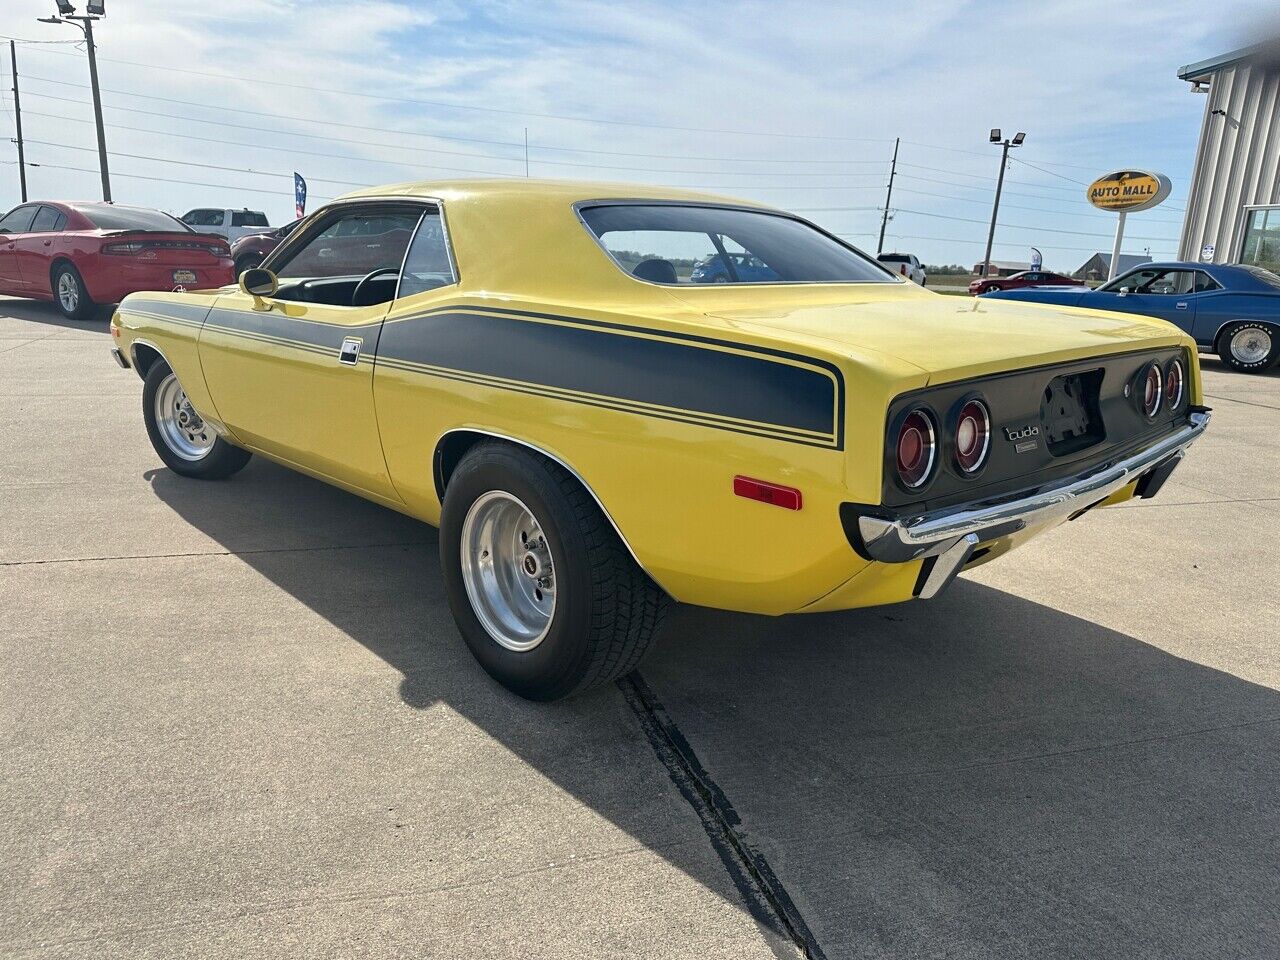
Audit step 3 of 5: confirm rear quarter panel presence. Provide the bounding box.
[1192,291,1280,345]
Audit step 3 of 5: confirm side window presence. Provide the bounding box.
[397,211,456,298]
[1145,270,1195,295]
[0,205,38,234]
[231,211,269,228]
[1193,271,1220,293]
[30,206,64,233]
[1103,267,1160,292]
[182,209,222,227]
[274,207,421,282]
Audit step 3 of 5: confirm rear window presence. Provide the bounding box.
[581,204,892,285]
[1241,264,1280,290]
[78,206,190,232]
[878,254,910,264]
[231,211,269,227]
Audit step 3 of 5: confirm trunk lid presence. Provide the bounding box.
[101,231,230,264]
[669,283,1188,384]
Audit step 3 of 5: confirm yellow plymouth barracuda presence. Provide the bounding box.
[109,179,1210,700]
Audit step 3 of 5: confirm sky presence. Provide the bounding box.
[0,0,1270,272]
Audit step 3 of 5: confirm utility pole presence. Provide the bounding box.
[980,129,1025,278]
[9,41,27,202]
[38,2,111,202]
[876,137,899,256]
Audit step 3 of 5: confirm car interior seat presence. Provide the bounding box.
[632,258,678,284]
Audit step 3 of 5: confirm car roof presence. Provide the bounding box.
[337,177,775,210]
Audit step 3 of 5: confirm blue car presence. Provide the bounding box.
[690,251,779,283]
[984,261,1280,373]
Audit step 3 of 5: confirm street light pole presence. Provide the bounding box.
[37,3,111,202]
[980,129,1025,278]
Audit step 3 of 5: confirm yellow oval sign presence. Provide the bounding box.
[1086,170,1172,213]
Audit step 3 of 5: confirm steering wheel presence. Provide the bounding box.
[351,267,401,307]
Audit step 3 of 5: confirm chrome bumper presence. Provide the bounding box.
[110,346,129,369]
[856,411,1211,584]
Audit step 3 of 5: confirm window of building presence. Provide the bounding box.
[1240,206,1280,273]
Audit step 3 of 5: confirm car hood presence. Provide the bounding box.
[668,284,1189,384]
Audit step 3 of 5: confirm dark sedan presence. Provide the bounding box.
[984,261,1280,373]
[229,219,301,277]
[970,270,1078,295]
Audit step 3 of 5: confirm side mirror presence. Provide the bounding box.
[1117,287,1130,297]
[240,267,278,299]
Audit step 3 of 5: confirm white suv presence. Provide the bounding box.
[877,252,927,285]
[180,208,271,242]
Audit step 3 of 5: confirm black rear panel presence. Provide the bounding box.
[881,346,1192,512]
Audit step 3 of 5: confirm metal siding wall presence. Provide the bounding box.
[1180,62,1280,262]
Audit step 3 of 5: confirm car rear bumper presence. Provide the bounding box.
[86,260,234,303]
[846,409,1210,594]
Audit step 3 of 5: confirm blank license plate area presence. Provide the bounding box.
[1041,369,1104,456]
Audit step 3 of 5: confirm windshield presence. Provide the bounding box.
[78,205,190,232]
[580,204,893,285]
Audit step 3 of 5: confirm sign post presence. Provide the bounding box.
[1085,170,1172,279]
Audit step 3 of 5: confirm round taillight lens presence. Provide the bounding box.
[1141,363,1162,418]
[1165,359,1185,410]
[954,399,991,474]
[896,409,936,489]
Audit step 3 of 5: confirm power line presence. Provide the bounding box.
[22,158,338,200]
[13,54,895,142]
[889,207,1177,242]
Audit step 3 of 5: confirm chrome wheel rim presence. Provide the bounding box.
[459,491,556,652]
[154,372,215,461]
[1231,327,1272,365]
[57,272,79,313]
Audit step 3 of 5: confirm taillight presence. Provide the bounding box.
[1165,358,1185,411]
[896,408,936,489]
[103,242,145,255]
[1140,362,1162,418]
[953,398,991,474]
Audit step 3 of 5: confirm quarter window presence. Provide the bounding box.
[397,211,456,298]
[31,206,65,233]
[581,203,892,285]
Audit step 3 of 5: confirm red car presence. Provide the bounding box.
[0,201,234,321]
[969,270,1079,296]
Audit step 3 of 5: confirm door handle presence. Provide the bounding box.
[338,337,362,365]
[1175,302,1188,309]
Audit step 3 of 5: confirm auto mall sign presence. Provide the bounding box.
[1086,169,1173,279]
[1086,170,1173,213]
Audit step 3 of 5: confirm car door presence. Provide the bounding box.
[13,206,67,294]
[1114,268,1198,334]
[0,205,38,292]
[197,200,427,501]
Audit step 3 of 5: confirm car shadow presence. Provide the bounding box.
[145,458,1280,958]
[0,296,112,330]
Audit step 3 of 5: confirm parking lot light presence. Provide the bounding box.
[86,0,105,14]
[54,0,75,13]
[36,0,110,201]
[980,129,1027,278]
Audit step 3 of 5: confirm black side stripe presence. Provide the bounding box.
[378,309,842,446]
[134,300,845,449]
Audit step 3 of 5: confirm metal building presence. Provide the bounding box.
[1178,44,1280,269]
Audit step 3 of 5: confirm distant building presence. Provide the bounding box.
[1074,252,1152,281]
[1178,43,1280,268]
[971,260,1028,277]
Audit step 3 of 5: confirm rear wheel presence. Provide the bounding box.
[233,255,261,278]
[440,442,670,701]
[142,360,251,478]
[1217,321,1279,373]
[52,263,96,321]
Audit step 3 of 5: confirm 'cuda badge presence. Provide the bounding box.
[1003,424,1040,441]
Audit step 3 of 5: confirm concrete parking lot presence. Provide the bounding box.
[2,297,1278,959]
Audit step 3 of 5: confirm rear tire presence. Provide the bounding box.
[440,442,670,701]
[142,360,251,479]
[1216,321,1279,373]
[52,262,96,321]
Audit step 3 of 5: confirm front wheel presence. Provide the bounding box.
[1217,321,1279,373]
[142,360,251,478]
[440,442,670,701]
[52,263,96,321]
